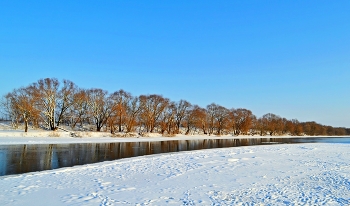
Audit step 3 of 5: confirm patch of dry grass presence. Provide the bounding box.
[72,131,92,138]
[111,132,138,138]
[162,133,176,137]
[49,131,60,137]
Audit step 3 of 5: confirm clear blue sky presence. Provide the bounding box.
[1,1,349,127]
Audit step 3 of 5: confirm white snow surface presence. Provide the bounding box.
[0,129,319,145]
[1,142,350,205]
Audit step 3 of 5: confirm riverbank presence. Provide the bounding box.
[0,129,346,145]
[1,143,349,205]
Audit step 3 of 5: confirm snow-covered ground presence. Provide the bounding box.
[0,128,320,145]
[0,122,342,145]
[1,143,349,205]
[1,126,349,205]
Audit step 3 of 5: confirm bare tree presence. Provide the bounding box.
[55,80,77,127]
[183,105,207,135]
[261,113,284,136]
[174,100,191,134]
[32,78,60,130]
[253,117,265,136]
[159,102,176,135]
[213,105,230,135]
[183,105,195,135]
[139,94,169,133]
[0,94,21,128]
[5,87,40,132]
[231,108,254,135]
[69,89,89,129]
[206,103,229,135]
[302,121,326,136]
[283,118,303,136]
[3,77,348,137]
[206,103,216,135]
[124,96,141,133]
[193,106,208,135]
[87,89,113,132]
[110,89,132,132]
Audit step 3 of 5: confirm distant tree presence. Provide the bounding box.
[5,87,40,132]
[2,77,350,136]
[0,94,20,128]
[139,94,169,133]
[87,89,113,132]
[184,105,207,135]
[110,89,132,132]
[69,89,89,129]
[124,96,141,133]
[250,115,258,135]
[302,121,327,136]
[174,100,191,134]
[261,113,284,136]
[282,118,303,136]
[293,119,303,136]
[183,105,195,135]
[231,108,254,135]
[213,105,230,135]
[159,102,176,135]
[326,126,335,136]
[55,80,77,127]
[284,119,295,135]
[346,128,350,135]
[206,103,229,135]
[31,78,60,130]
[206,103,216,135]
[255,118,266,136]
[334,127,346,136]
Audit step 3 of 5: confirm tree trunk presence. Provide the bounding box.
[24,119,28,132]
[202,125,207,135]
[96,121,102,132]
[176,122,181,134]
[118,115,122,132]
[185,126,190,135]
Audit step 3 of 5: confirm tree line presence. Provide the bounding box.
[1,78,349,136]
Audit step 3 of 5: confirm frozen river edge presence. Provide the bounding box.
[1,142,350,205]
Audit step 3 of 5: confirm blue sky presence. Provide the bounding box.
[1,1,349,127]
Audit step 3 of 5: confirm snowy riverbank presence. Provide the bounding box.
[0,129,334,145]
[1,143,350,205]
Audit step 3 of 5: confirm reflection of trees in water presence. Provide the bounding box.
[1,138,309,176]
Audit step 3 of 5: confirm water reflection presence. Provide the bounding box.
[0,137,348,176]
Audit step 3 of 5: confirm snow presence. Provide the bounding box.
[1,126,349,205]
[1,143,350,205]
[0,129,319,146]
[0,130,259,145]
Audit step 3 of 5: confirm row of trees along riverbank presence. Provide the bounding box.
[1,78,349,136]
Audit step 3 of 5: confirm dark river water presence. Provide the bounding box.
[0,137,349,176]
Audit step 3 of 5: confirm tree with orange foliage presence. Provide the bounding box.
[231,108,254,135]
[69,89,89,129]
[5,87,40,132]
[124,96,141,133]
[261,113,284,136]
[110,89,132,132]
[139,94,169,133]
[159,102,176,135]
[184,105,207,135]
